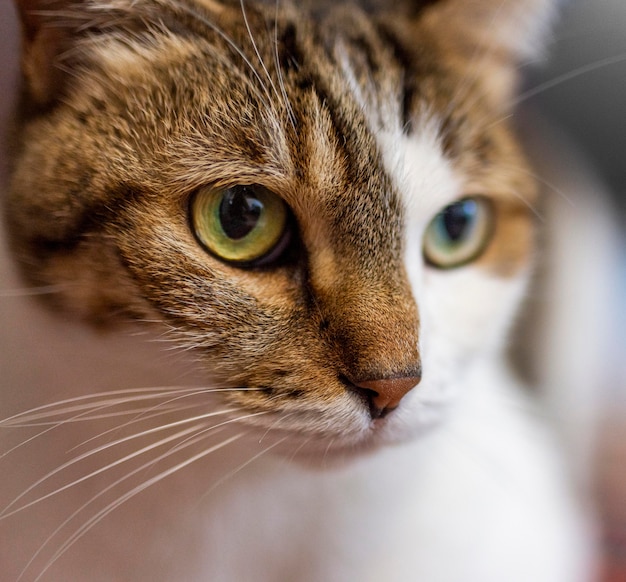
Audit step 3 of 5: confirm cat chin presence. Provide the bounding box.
[249,411,445,470]
[270,437,383,469]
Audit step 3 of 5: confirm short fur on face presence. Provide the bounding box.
[7,0,548,452]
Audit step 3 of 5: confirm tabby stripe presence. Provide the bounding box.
[27,185,139,259]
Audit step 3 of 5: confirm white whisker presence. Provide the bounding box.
[65,388,239,452]
[0,386,201,426]
[509,187,545,223]
[2,409,241,520]
[71,407,237,457]
[200,435,288,501]
[272,0,297,129]
[286,435,313,463]
[502,162,577,210]
[239,0,281,105]
[0,403,200,460]
[1,424,206,520]
[513,53,626,109]
[24,432,244,582]
[0,386,261,427]
[164,409,272,454]
[1,390,206,459]
[479,53,626,133]
[170,0,276,113]
[321,437,336,469]
[258,409,295,443]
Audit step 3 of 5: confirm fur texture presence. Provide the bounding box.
[0,0,597,580]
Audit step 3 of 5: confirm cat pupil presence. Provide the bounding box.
[219,187,263,240]
[442,200,476,242]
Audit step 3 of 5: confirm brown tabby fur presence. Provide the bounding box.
[7,0,536,437]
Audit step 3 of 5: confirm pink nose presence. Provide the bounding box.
[353,375,421,419]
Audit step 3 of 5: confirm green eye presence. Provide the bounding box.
[191,184,290,266]
[423,197,493,269]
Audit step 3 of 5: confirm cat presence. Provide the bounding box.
[0,0,613,580]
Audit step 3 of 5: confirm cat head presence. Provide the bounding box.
[6,0,552,455]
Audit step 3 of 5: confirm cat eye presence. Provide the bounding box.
[191,184,290,266]
[423,197,493,269]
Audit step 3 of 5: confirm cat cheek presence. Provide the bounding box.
[424,268,529,359]
[472,200,536,277]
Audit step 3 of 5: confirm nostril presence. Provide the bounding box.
[359,376,421,412]
[340,373,421,420]
[350,386,384,419]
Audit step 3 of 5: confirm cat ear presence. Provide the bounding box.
[426,0,557,60]
[423,0,558,103]
[14,0,83,107]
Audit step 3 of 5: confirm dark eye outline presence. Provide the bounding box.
[423,196,494,269]
[189,184,295,269]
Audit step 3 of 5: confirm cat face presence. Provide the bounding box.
[7,0,548,455]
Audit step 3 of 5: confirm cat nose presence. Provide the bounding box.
[351,374,421,419]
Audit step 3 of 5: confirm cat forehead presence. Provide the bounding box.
[82,1,464,189]
[79,6,417,221]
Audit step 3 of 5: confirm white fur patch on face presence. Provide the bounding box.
[369,109,530,439]
[385,119,463,290]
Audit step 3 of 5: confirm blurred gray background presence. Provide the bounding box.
[528,0,626,223]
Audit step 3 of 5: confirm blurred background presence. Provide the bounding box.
[525,3,626,579]
[529,0,626,223]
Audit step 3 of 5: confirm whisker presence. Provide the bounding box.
[501,162,577,210]
[164,409,272,454]
[513,53,626,109]
[70,407,237,459]
[2,408,245,519]
[497,181,545,223]
[0,402,201,460]
[286,435,314,463]
[4,403,204,429]
[200,435,288,500]
[0,389,207,460]
[0,284,69,297]
[271,0,297,129]
[1,425,57,460]
[24,432,244,582]
[65,387,249,452]
[66,402,206,453]
[321,437,336,469]
[0,386,202,426]
[0,424,207,520]
[0,386,262,427]
[107,385,252,426]
[258,409,296,444]
[169,0,275,111]
[479,53,626,133]
[239,0,281,105]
